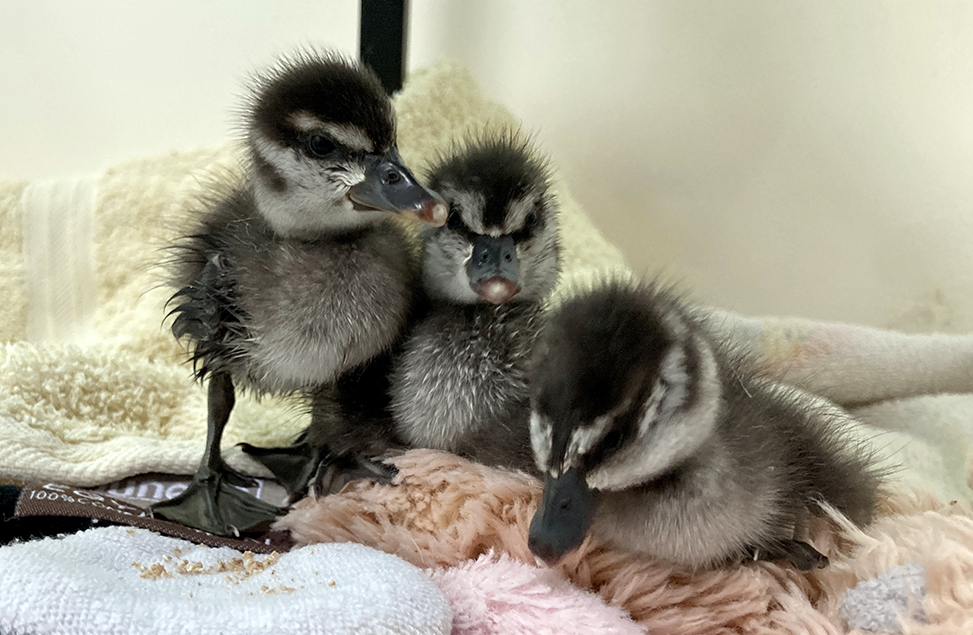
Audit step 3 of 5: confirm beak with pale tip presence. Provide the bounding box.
[467,234,521,304]
[348,148,448,226]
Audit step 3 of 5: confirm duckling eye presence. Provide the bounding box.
[525,210,539,230]
[600,429,624,455]
[306,135,336,158]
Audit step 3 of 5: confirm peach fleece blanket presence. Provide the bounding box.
[279,450,973,635]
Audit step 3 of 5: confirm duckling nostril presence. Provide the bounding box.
[527,530,564,566]
[385,170,401,184]
[527,533,550,558]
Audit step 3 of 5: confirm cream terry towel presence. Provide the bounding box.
[0,60,970,504]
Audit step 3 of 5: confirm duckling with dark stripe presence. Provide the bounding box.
[150,51,446,537]
[387,133,561,472]
[528,280,882,570]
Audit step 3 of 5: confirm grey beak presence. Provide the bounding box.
[467,235,521,304]
[348,148,448,226]
[528,467,596,565]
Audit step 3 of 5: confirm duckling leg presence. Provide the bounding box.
[241,430,397,498]
[298,376,400,496]
[150,372,281,536]
[747,540,829,571]
[242,365,401,498]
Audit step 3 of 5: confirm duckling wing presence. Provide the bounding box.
[168,252,244,380]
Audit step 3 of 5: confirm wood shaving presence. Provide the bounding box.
[132,551,282,584]
[133,562,172,580]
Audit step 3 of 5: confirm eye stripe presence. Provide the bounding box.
[445,204,511,244]
[529,411,553,473]
[510,223,536,243]
[445,211,541,244]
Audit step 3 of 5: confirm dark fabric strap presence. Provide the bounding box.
[1,483,293,553]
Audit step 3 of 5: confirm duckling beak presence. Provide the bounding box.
[467,235,521,304]
[528,467,596,565]
[348,149,448,226]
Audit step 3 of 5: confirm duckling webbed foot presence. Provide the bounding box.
[149,461,282,537]
[241,442,397,498]
[239,441,322,499]
[311,453,398,496]
[747,540,829,571]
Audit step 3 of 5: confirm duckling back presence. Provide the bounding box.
[712,360,882,529]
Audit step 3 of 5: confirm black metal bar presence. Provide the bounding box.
[359,0,408,94]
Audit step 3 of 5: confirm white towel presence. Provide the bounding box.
[0,525,452,635]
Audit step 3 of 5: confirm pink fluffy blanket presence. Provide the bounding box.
[278,449,973,635]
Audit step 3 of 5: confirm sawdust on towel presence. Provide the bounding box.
[0,525,453,635]
[279,449,973,635]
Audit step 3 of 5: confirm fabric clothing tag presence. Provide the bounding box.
[15,481,292,553]
[88,473,289,509]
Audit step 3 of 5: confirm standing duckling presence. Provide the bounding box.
[387,133,561,473]
[527,280,881,570]
[150,51,446,537]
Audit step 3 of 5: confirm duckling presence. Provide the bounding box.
[527,280,881,571]
[149,51,447,537]
[386,134,561,473]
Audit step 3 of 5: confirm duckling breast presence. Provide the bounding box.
[235,222,415,393]
[390,304,538,451]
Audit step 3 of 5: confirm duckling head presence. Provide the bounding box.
[527,282,722,564]
[244,51,446,238]
[421,133,560,305]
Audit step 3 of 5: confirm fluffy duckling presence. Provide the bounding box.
[527,280,881,570]
[386,134,561,473]
[150,51,446,536]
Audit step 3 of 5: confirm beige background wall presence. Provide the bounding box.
[2,1,971,331]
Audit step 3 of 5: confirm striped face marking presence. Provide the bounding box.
[529,411,553,474]
[531,329,723,494]
[585,335,722,491]
[289,112,374,153]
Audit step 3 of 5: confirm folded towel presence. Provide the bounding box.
[0,525,452,635]
[0,522,652,635]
